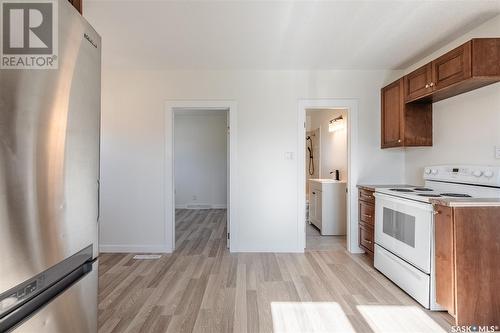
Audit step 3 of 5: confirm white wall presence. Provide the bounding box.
[91,12,500,253]
[174,112,227,209]
[97,69,405,253]
[306,109,348,181]
[402,15,500,185]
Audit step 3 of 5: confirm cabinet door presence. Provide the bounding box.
[359,224,374,253]
[404,63,433,102]
[359,189,375,204]
[316,191,322,229]
[432,41,471,91]
[309,189,321,228]
[359,201,375,227]
[381,79,404,148]
[309,189,316,223]
[434,205,455,315]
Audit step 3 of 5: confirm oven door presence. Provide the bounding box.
[374,193,433,273]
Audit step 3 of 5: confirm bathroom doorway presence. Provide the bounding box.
[304,108,348,251]
[298,99,360,254]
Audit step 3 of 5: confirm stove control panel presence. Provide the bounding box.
[424,165,500,187]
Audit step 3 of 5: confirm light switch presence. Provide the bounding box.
[496,146,500,159]
[285,152,294,160]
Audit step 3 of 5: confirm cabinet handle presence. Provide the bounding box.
[433,210,441,215]
[430,82,434,87]
[425,84,430,88]
[364,239,372,244]
[398,139,402,143]
[312,192,316,195]
[363,214,372,219]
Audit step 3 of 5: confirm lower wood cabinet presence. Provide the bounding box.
[433,204,500,326]
[358,188,375,260]
[359,200,375,226]
[434,205,455,315]
[359,223,374,253]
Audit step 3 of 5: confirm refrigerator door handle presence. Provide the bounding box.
[0,262,94,332]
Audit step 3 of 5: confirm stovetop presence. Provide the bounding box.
[375,165,500,203]
[376,186,477,203]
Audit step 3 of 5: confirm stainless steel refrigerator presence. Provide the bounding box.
[0,0,100,331]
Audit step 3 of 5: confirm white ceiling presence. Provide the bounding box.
[85,0,500,70]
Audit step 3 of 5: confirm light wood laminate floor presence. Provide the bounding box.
[306,223,347,251]
[98,209,454,333]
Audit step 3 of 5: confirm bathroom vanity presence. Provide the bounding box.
[308,179,347,235]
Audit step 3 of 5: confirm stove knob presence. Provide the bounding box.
[484,170,494,178]
[472,170,483,177]
[424,168,431,175]
[431,169,438,175]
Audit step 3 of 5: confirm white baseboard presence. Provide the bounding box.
[99,244,172,253]
[232,245,304,253]
[211,204,227,209]
[175,203,227,209]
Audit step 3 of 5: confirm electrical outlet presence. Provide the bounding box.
[496,146,500,159]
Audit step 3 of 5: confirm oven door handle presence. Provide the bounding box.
[373,193,434,211]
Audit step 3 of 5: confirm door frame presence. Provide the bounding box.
[165,100,238,252]
[297,99,361,253]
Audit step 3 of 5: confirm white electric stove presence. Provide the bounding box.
[373,165,500,310]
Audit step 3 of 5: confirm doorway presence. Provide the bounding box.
[174,109,228,249]
[297,99,360,253]
[305,108,348,250]
[165,100,237,252]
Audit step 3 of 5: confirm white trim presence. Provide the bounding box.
[165,100,238,252]
[175,204,228,209]
[212,204,228,209]
[99,244,171,253]
[298,99,364,254]
[235,246,304,253]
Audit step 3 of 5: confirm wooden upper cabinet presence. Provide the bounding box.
[404,63,433,102]
[402,38,500,103]
[381,79,403,148]
[381,79,432,148]
[472,38,500,76]
[383,38,499,149]
[67,0,82,14]
[432,41,472,91]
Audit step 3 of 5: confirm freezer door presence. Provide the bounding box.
[7,261,98,333]
[0,0,101,295]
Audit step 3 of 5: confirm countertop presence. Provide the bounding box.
[310,179,346,184]
[357,184,414,191]
[429,197,500,208]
